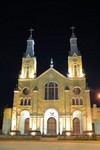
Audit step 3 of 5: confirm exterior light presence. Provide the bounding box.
[88,132,92,136]
[10,131,16,136]
[30,132,36,136]
[66,132,70,136]
[98,93,100,99]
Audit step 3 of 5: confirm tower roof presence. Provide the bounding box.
[69,26,79,56]
[25,28,35,57]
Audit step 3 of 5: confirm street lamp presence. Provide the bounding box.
[97,93,100,99]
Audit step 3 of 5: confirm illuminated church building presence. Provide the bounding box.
[2,28,100,135]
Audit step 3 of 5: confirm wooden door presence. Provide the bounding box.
[24,118,29,134]
[73,118,80,134]
[47,117,56,135]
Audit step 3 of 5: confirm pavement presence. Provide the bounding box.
[0,140,100,150]
[40,137,57,142]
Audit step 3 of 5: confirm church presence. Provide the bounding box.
[2,28,100,136]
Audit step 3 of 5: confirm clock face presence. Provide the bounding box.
[23,87,30,95]
[26,60,31,63]
[72,58,78,62]
[73,87,81,95]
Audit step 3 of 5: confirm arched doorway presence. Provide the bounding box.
[44,108,58,135]
[24,118,29,134]
[19,110,30,134]
[73,110,83,134]
[47,117,56,135]
[73,117,80,134]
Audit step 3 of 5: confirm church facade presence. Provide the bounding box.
[2,28,100,136]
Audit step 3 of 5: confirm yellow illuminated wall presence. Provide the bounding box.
[2,29,95,135]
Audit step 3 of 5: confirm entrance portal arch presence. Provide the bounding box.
[19,110,30,134]
[73,110,83,134]
[44,108,58,135]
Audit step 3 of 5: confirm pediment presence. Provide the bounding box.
[26,54,31,58]
[72,53,78,57]
[37,67,66,80]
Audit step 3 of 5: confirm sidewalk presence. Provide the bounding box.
[40,137,57,142]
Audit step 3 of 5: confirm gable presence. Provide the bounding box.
[37,67,66,81]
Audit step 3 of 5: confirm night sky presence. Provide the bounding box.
[0,1,100,108]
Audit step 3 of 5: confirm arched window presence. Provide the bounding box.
[74,64,77,76]
[80,98,83,105]
[45,82,58,100]
[72,98,75,105]
[76,98,79,105]
[20,98,24,105]
[28,98,31,105]
[26,66,30,77]
[24,99,27,105]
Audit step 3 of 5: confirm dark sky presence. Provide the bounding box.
[0,1,100,108]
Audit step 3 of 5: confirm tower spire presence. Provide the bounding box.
[29,28,34,39]
[70,26,75,36]
[25,28,35,57]
[20,29,37,79]
[69,26,79,55]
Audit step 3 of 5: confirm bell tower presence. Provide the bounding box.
[67,27,85,78]
[20,29,37,79]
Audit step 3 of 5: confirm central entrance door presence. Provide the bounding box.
[47,117,56,135]
[73,117,80,134]
[24,118,29,134]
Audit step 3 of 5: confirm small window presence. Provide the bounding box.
[76,98,79,105]
[23,87,30,95]
[24,99,27,105]
[80,98,83,105]
[72,98,75,105]
[74,64,77,76]
[20,98,24,105]
[28,98,31,105]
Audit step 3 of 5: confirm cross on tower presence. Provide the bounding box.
[70,26,75,35]
[29,28,34,36]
